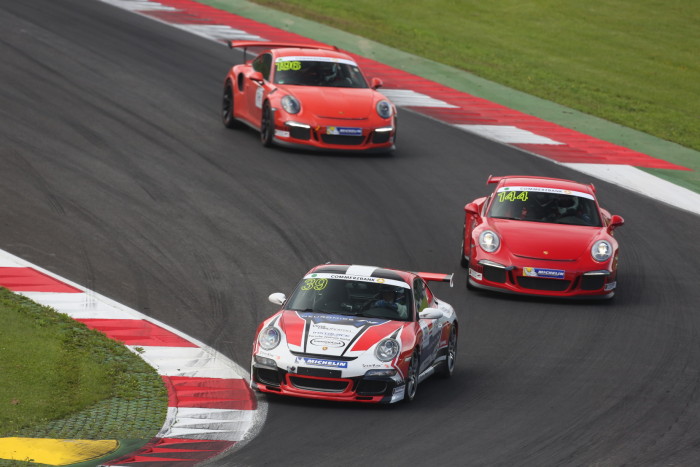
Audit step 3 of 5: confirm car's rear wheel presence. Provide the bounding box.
[260,101,274,147]
[222,82,240,128]
[404,351,419,403]
[437,326,457,378]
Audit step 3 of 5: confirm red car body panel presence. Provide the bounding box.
[462,175,624,299]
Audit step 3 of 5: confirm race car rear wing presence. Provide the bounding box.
[416,272,454,287]
[228,40,338,53]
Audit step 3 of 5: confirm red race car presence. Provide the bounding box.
[222,41,397,153]
[251,264,458,404]
[461,175,624,299]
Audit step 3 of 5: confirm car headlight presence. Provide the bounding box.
[591,240,613,262]
[281,95,301,114]
[375,338,400,362]
[479,230,500,253]
[258,327,281,350]
[376,100,393,119]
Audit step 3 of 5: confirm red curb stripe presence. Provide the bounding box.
[104,438,236,466]
[0,267,82,293]
[162,376,257,410]
[77,319,198,347]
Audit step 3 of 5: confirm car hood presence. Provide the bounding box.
[491,220,601,260]
[281,87,381,119]
[279,310,403,357]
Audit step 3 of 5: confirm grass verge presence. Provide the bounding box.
[0,287,167,440]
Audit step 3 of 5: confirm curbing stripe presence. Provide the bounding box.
[0,248,263,466]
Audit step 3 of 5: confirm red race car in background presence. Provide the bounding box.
[461,175,624,299]
[251,264,457,404]
[222,41,397,153]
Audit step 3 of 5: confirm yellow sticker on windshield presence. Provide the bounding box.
[301,278,328,291]
[497,191,528,202]
[276,61,302,71]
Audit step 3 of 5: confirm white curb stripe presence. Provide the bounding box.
[456,124,564,145]
[130,346,245,378]
[380,89,458,108]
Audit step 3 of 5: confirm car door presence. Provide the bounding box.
[413,278,442,372]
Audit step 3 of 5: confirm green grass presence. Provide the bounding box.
[247,0,700,153]
[0,287,167,440]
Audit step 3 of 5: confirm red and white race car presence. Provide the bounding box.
[251,264,458,404]
[461,175,624,299]
[222,41,397,153]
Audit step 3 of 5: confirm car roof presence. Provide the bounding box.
[488,175,596,196]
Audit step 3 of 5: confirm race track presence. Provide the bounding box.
[2,1,700,465]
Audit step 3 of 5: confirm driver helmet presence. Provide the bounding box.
[557,196,579,215]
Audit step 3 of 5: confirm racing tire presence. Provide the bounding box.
[222,82,240,129]
[260,101,274,147]
[404,351,419,403]
[437,326,457,378]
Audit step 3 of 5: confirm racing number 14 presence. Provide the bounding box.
[498,191,528,202]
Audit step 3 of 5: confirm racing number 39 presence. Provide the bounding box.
[301,278,328,291]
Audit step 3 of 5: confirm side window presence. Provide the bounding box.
[252,53,272,81]
[413,279,429,316]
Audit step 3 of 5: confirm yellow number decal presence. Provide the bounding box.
[276,61,302,71]
[301,278,328,291]
[498,191,528,202]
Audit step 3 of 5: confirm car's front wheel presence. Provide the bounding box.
[260,101,274,147]
[403,351,419,403]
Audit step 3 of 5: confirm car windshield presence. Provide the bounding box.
[273,57,368,88]
[487,188,602,226]
[286,277,412,321]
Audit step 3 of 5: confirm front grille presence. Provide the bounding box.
[289,376,349,392]
[289,126,311,140]
[483,265,507,283]
[517,276,570,291]
[321,134,365,146]
[357,379,388,395]
[296,367,342,378]
[581,275,606,290]
[255,367,280,386]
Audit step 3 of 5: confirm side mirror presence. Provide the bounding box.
[609,214,624,231]
[268,293,286,306]
[418,308,444,320]
[464,202,480,216]
[250,71,264,83]
[370,77,383,89]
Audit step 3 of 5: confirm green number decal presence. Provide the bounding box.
[276,61,302,71]
[301,278,328,291]
[498,191,528,202]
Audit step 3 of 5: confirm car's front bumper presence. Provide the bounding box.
[251,358,406,404]
[468,257,617,299]
[272,119,396,153]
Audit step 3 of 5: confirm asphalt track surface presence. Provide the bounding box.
[2,1,700,466]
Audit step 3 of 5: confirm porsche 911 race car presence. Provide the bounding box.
[222,41,397,153]
[251,264,458,404]
[461,175,624,299]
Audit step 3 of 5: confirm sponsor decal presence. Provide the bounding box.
[498,186,594,200]
[604,281,617,291]
[255,87,264,108]
[275,56,358,67]
[303,358,348,369]
[469,268,483,280]
[310,338,345,348]
[274,130,290,138]
[523,267,565,279]
[304,273,410,289]
[326,127,363,136]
